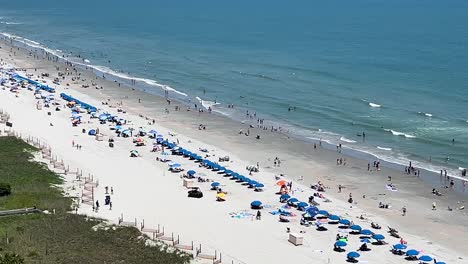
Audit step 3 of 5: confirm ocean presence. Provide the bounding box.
[1,0,467,176]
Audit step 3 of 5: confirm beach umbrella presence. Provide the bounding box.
[280,194,290,200]
[339,219,351,225]
[276,179,287,186]
[161,152,170,156]
[211,182,220,187]
[99,114,108,121]
[419,255,433,262]
[231,173,240,179]
[297,202,308,208]
[393,244,407,250]
[406,249,419,257]
[250,200,262,207]
[317,210,329,216]
[114,125,123,131]
[328,215,340,221]
[335,241,347,247]
[360,229,373,236]
[287,198,299,203]
[306,207,319,215]
[372,234,385,240]
[347,252,360,259]
[360,238,371,243]
[435,262,446,264]
[170,163,181,168]
[350,225,362,231]
[255,183,265,188]
[216,192,226,199]
[187,170,196,176]
[224,170,233,175]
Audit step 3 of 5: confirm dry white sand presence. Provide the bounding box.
[0,42,466,264]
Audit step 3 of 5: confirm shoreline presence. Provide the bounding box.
[1,32,467,184]
[1,38,467,263]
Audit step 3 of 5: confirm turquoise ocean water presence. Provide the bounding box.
[1,0,467,175]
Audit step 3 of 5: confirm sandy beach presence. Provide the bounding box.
[1,37,467,264]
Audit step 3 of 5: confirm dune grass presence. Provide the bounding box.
[0,137,191,263]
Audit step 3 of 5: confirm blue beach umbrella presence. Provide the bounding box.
[255,183,265,188]
[435,262,446,264]
[360,229,373,236]
[347,252,360,259]
[328,215,340,221]
[317,210,329,216]
[148,129,157,134]
[187,170,196,176]
[360,238,371,243]
[251,200,262,207]
[224,170,233,175]
[306,207,319,215]
[335,241,347,247]
[287,198,299,203]
[406,249,419,257]
[393,244,407,250]
[211,182,220,187]
[350,225,362,231]
[170,163,181,168]
[280,194,290,200]
[372,234,385,240]
[297,202,308,208]
[339,219,351,225]
[419,255,433,262]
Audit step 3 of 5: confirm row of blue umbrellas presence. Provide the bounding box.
[60,93,97,112]
[14,74,56,93]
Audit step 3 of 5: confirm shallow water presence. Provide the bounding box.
[1,0,467,175]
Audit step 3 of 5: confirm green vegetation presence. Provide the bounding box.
[0,137,191,264]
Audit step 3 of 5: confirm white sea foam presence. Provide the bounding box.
[369,102,381,108]
[390,130,416,138]
[0,32,188,98]
[418,111,433,117]
[0,21,23,25]
[340,136,356,143]
[377,146,392,151]
[84,59,90,63]
[195,96,220,110]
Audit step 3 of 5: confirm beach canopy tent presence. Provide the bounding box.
[339,219,351,225]
[187,170,196,176]
[372,234,385,240]
[335,241,347,247]
[393,244,407,250]
[406,250,419,257]
[328,215,340,221]
[211,182,220,187]
[347,252,360,259]
[360,229,373,236]
[419,255,433,262]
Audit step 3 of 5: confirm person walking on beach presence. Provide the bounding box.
[338,184,342,193]
[432,202,437,210]
[256,210,261,220]
[402,206,407,216]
